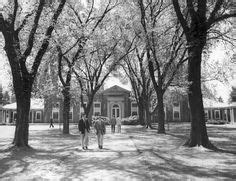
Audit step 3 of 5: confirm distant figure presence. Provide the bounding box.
[94,117,106,149]
[49,117,54,128]
[79,113,90,150]
[110,115,116,133]
[116,117,122,133]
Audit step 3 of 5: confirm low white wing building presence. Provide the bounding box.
[2,99,44,124]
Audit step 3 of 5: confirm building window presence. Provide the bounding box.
[52,107,59,120]
[132,102,138,107]
[69,107,73,120]
[94,103,101,107]
[93,102,101,116]
[215,110,220,119]
[36,111,41,120]
[53,102,60,108]
[131,102,138,116]
[173,101,180,120]
[80,102,87,114]
[173,111,180,119]
[13,112,17,122]
[204,110,208,120]
[173,102,179,107]
[112,104,120,118]
[52,112,59,120]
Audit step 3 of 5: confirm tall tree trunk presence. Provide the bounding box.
[85,95,94,124]
[13,88,31,147]
[157,92,165,133]
[138,99,145,125]
[145,108,152,129]
[62,86,70,134]
[143,98,152,128]
[4,33,33,147]
[11,67,33,147]
[184,44,213,148]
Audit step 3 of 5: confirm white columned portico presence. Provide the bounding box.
[230,107,236,124]
[225,109,228,122]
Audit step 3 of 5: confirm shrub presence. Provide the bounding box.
[122,116,139,125]
[92,116,110,125]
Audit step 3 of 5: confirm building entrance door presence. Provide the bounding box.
[112,104,120,118]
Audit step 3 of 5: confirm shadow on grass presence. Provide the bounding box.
[0,124,236,180]
[0,126,152,180]
[148,150,236,179]
[0,144,151,180]
[165,123,236,155]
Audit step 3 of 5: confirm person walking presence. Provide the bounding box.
[49,117,54,128]
[94,117,106,149]
[116,116,122,133]
[78,113,90,150]
[110,115,116,133]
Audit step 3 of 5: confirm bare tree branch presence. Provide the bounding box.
[57,45,66,86]
[23,0,45,59]
[30,0,66,78]
[67,2,83,24]
[12,0,19,26]
[16,10,36,34]
[172,0,190,36]
[85,0,94,23]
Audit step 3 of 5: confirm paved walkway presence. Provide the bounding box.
[0,125,155,180]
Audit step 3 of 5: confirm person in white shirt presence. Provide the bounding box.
[94,117,106,149]
[116,117,122,133]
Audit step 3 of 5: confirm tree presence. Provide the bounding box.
[172,0,236,148]
[122,46,154,127]
[55,0,119,133]
[0,0,66,147]
[138,0,188,133]
[0,83,3,104]
[230,86,236,102]
[73,18,136,120]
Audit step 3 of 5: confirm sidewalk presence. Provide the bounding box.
[0,124,236,180]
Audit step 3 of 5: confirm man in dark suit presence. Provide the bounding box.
[79,113,90,150]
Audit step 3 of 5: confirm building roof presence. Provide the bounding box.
[102,85,130,95]
[203,98,233,109]
[3,98,44,110]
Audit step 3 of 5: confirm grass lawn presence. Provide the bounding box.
[0,123,235,180]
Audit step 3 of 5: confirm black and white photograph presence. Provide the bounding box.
[0,0,236,180]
